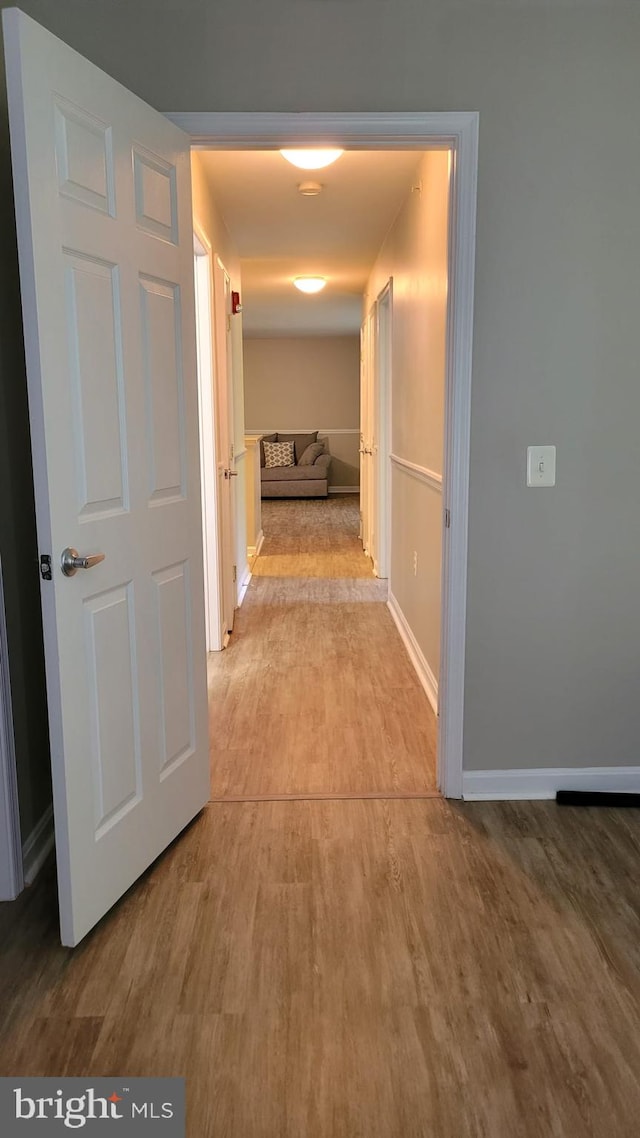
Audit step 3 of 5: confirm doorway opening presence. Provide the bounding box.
[185,114,478,803]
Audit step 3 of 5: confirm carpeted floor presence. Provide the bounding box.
[207,496,437,798]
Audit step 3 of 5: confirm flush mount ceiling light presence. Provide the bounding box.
[293,276,327,294]
[280,148,344,170]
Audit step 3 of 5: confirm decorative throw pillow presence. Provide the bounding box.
[263,439,296,468]
[259,432,278,468]
[298,442,325,466]
[277,432,318,463]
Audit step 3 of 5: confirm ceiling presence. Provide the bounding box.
[198,150,425,337]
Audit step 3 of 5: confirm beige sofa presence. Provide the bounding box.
[260,432,331,498]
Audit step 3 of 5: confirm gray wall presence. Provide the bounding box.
[243,336,361,488]
[3,1,640,777]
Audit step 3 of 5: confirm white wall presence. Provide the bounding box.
[4,1,640,775]
[366,151,449,688]
[243,336,360,488]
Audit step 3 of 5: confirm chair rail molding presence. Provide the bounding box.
[246,428,359,436]
[390,454,443,493]
[169,111,479,800]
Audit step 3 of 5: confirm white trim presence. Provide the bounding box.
[248,529,264,559]
[165,110,480,150]
[22,804,54,886]
[374,280,392,580]
[246,427,359,436]
[463,767,640,801]
[213,254,238,639]
[194,227,224,653]
[388,592,438,716]
[0,557,24,900]
[328,485,360,495]
[167,111,479,801]
[390,454,443,493]
[437,114,478,800]
[237,563,252,607]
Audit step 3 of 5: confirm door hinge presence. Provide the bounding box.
[232,564,237,583]
[39,554,52,581]
[227,315,232,332]
[444,509,451,529]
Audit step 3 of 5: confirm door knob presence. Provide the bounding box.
[224,469,238,479]
[61,548,106,577]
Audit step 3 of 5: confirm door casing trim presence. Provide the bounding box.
[167,111,479,798]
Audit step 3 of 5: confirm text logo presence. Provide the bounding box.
[0,1078,185,1135]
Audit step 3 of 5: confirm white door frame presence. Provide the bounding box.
[359,304,375,561]
[0,556,24,901]
[213,255,237,635]
[167,112,478,799]
[374,279,392,580]
[194,227,223,652]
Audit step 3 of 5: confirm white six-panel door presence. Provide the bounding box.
[3,8,210,945]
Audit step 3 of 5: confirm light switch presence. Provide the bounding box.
[527,445,556,487]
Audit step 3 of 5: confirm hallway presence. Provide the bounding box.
[207,496,438,799]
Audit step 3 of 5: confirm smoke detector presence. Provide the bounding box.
[298,181,324,197]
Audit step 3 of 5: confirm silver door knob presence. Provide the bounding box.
[61,548,106,577]
[224,469,238,479]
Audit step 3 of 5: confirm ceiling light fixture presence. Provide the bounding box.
[280,149,344,170]
[294,276,327,294]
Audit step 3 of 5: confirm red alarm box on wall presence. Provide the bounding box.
[231,291,242,314]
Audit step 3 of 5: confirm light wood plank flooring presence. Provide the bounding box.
[1,798,640,1136]
[208,497,437,798]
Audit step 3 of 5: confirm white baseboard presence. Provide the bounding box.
[0,557,24,900]
[247,529,264,559]
[237,562,252,608]
[22,803,54,885]
[328,486,360,495]
[463,766,640,801]
[387,592,438,715]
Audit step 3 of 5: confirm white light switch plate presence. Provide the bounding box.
[527,445,556,487]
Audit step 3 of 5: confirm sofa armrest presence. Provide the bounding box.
[313,453,331,476]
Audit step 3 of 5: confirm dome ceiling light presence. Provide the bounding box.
[280,149,344,170]
[293,276,327,294]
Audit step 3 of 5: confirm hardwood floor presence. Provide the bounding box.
[3,498,638,1134]
[208,497,437,798]
[1,798,640,1136]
